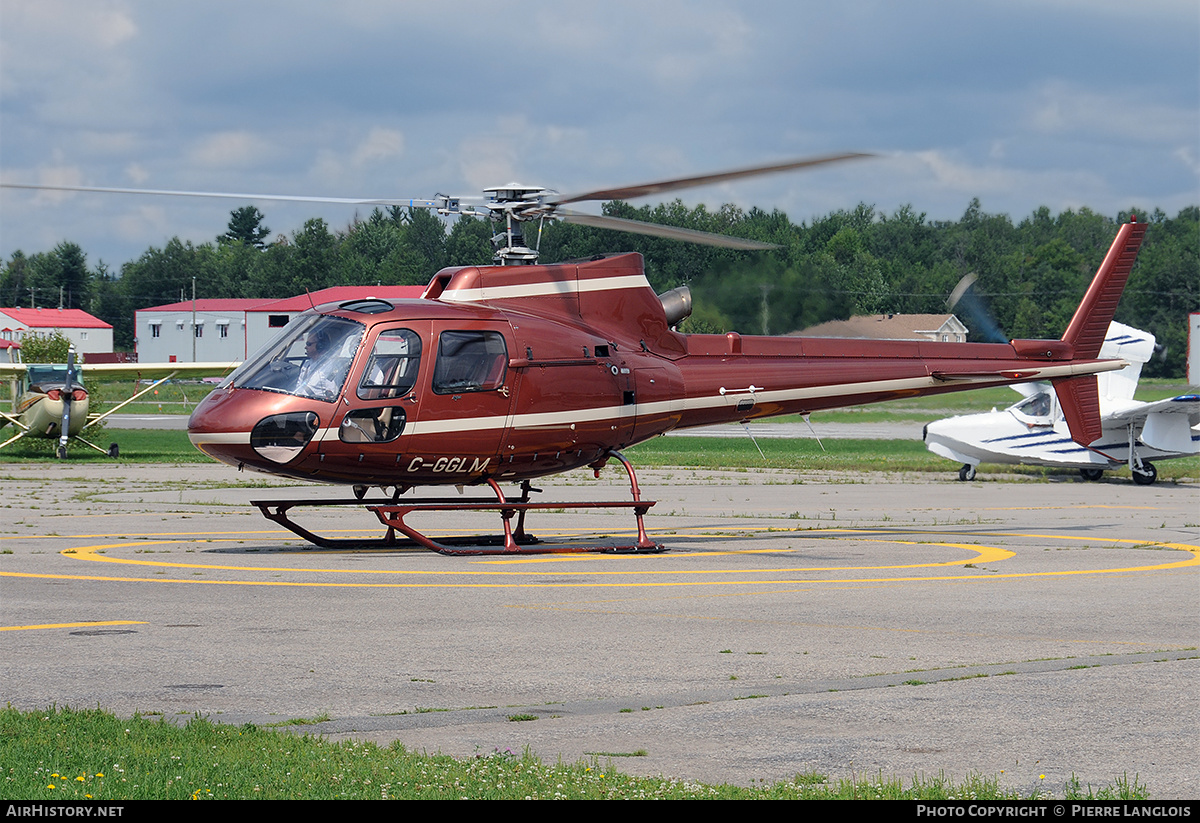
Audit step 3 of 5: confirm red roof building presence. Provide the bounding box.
[0,307,114,355]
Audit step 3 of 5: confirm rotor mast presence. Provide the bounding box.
[481,184,553,265]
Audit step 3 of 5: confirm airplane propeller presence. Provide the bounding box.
[56,349,77,459]
[947,272,1008,344]
[1,152,872,264]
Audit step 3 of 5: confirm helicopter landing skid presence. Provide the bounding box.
[251,455,664,555]
[368,496,662,555]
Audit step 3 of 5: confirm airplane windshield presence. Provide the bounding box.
[228,315,365,402]
[1012,391,1053,420]
[26,364,82,390]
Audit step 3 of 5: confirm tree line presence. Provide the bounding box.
[1,199,1195,377]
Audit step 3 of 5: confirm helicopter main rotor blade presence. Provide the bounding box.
[558,210,779,250]
[0,182,456,209]
[550,152,872,206]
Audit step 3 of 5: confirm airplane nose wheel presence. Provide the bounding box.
[1131,461,1157,486]
[958,464,976,481]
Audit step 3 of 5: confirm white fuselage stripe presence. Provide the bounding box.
[438,275,651,303]
[188,361,1115,448]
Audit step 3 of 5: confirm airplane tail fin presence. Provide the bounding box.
[1060,219,1147,359]
[1053,374,1102,446]
[1049,219,1147,446]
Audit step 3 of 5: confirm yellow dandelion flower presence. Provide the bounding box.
[47,784,55,790]
[96,773,103,777]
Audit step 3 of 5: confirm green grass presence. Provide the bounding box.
[0,707,1150,800]
[629,436,943,472]
[1,427,1195,481]
[0,429,213,463]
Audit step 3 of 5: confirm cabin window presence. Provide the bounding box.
[358,328,422,400]
[432,330,508,394]
[339,407,407,443]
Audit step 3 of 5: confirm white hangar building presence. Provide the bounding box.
[134,286,425,363]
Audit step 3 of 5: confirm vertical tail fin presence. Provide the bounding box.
[1060,219,1147,359]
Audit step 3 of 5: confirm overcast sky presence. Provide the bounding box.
[1,0,1197,269]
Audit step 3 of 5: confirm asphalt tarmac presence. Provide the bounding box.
[1,462,1196,797]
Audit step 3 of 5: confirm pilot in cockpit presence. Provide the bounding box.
[297,328,343,400]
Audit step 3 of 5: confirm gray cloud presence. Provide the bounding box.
[2,0,1196,266]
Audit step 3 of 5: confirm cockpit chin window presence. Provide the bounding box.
[226,315,365,402]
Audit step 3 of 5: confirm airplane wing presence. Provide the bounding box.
[76,361,241,380]
[1105,395,1200,455]
[0,361,239,381]
[1105,394,1200,425]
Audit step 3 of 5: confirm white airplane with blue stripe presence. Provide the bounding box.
[923,322,1199,484]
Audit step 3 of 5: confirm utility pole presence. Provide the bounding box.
[760,284,772,336]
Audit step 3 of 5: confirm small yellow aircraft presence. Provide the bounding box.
[0,351,238,457]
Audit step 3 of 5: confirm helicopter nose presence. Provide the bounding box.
[188,387,251,465]
[188,385,327,471]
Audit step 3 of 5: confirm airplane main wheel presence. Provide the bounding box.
[1131,462,1157,486]
[1079,468,1104,481]
[353,484,368,500]
[55,446,67,459]
[958,464,977,481]
[107,443,120,458]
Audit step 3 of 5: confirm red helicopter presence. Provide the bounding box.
[4,156,1147,554]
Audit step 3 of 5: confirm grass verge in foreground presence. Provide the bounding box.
[0,707,1149,800]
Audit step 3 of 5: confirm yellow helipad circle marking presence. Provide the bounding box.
[0,620,147,632]
[0,526,1194,589]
